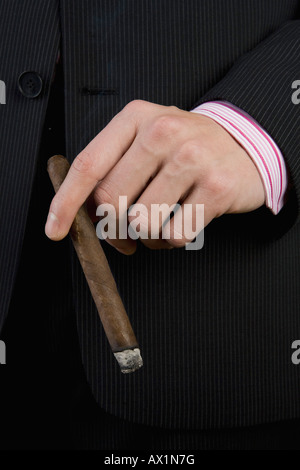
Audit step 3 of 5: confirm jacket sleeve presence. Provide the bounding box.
[193,20,300,233]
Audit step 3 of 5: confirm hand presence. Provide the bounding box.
[45,100,265,254]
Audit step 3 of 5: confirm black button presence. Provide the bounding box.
[18,71,43,98]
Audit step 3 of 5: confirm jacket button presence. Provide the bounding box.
[18,71,43,98]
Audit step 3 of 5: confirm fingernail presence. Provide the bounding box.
[45,212,60,239]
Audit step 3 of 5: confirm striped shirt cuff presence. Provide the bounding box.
[191,101,287,214]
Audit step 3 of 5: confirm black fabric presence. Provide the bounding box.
[60,0,300,429]
[195,19,300,229]
[0,0,60,331]
[0,56,75,449]
[0,0,299,447]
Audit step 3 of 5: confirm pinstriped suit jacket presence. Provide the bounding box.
[0,0,300,429]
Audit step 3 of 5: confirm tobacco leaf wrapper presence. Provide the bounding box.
[47,155,143,373]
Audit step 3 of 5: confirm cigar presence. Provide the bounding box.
[47,155,143,373]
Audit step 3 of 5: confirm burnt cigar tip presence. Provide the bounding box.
[114,348,143,374]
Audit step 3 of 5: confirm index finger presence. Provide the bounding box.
[45,106,138,240]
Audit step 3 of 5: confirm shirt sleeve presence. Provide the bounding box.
[191,101,288,215]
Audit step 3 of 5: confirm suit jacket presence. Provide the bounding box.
[0,0,299,430]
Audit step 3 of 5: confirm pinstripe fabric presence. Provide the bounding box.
[0,0,299,433]
[195,19,300,224]
[71,411,300,450]
[0,0,60,331]
[58,0,300,429]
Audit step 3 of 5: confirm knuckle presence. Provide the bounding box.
[95,181,115,206]
[163,160,184,178]
[149,115,181,141]
[177,140,200,163]
[205,170,231,196]
[165,141,200,177]
[123,99,145,115]
[72,150,94,176]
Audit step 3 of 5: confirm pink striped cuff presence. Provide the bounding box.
[191,101,287,214]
